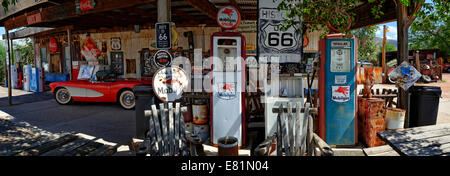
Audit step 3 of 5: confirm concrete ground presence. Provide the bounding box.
[0,87,136,145]
[0,74,449,147]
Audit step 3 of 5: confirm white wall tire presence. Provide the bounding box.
[55,88,72,105]
[119,90,135,110]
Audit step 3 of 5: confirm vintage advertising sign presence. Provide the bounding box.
[331,86,350,103]
[156,22,172,49]
[49,38,58,53]
[153,50,172,67]
[217,82,237,100]
[76,0,96,13]
[258,0,302,63]
[27,13,42,25]
[153,66,189,102]
[81,38,100,61]
[110,37,121,50]
[388,61,422,90]
[217,6,241,30]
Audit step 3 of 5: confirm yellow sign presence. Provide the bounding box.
[246,44,255,51]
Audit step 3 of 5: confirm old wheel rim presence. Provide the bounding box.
[122,92,135,107]
[57,89,71,104]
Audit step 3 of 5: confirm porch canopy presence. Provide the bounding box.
[0,0,417,34]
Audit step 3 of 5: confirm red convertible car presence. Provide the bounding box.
[50,71,152,110]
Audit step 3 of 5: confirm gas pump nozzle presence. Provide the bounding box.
[305,52,320,109]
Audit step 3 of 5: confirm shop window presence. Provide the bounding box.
[40,47,49,72]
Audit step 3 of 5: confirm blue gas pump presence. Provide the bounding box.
[318,34,358,146]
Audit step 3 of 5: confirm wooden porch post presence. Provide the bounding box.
[5,30,12,106]
[396,0,421,128]
[157,0,171,22]
[67,29,73,80]
[382,25,387,83]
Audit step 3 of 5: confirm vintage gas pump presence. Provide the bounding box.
[318,34,358,146]
[210,6,247,147]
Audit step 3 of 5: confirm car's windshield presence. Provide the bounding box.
[93,70,118,82]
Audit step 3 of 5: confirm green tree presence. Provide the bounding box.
[15,38,34,66]
[383,42,397,52]
[275,0,429,35]
[1,0,18,13]
[350,26,378,60]
[0,41,5,83]
[409,1,449,56]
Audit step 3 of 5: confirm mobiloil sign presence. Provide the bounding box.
[319,34,358,146]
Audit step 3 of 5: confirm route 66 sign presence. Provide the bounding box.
[258,0,302,63]
[156,22,172,49]
[110,37,121,50]
[262,23,299,51]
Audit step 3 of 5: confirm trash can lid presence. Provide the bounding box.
[409,86,441,92]
[409,86,442,96]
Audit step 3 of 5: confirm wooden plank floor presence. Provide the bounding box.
[0,117,118,156]
[377,123,450,156]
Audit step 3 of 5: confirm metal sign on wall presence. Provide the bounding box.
[258,0,303,63]
[155,22,172,49]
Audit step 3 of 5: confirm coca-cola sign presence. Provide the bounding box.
[217,6,241,30]
[49,38,58,53]
[76,0,96,13]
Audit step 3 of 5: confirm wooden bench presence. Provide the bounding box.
[254,102,333,156]
[136,103,204,156]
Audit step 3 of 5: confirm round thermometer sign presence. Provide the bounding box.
[217,6,241,30]
[153,66,189,102]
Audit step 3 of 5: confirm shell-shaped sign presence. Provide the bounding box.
[217,6,241,30]
[153,66,189,102]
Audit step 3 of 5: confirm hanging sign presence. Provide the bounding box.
[49,38,58,53]
[81,38,100,61]
[76,0,96,13]
[156,22,172,49]
[153,66,189,102]
[217,6,241,30]
[258,0,302,63]
[153,50,172,67]
[388,61,422,90]
[110,37,121,50]
[27,13,42,25]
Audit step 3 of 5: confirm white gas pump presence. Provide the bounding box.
[210,6,247,147]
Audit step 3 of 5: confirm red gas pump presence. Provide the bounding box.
[209,6,247,147]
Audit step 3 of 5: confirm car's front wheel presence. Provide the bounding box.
[55,88,72,105]
[119,90,135,110]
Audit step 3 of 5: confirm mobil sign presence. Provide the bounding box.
[217,6,241,30]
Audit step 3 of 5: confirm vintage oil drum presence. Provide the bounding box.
[218,136,238,156]
[192,99,208,124]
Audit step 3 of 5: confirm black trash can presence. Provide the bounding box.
[134,85,154,139]
[408,86,442,128]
